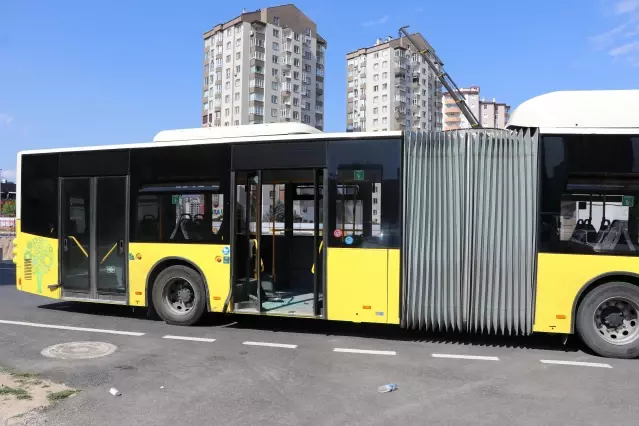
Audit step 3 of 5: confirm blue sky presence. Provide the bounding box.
[0,0,638,181]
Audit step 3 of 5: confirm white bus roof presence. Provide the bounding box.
[153,123,322,142]
[507,90,639,134]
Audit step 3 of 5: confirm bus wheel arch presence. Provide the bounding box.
[146,257,210,325]
[573,273,639,359]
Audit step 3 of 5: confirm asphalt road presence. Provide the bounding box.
[0,261,638,425]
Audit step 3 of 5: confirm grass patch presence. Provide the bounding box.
[0,386,30,398]
[10,372,38,379]
[47,390,78,402]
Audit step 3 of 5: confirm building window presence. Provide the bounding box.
[271,108,278,117]
[374,85,379,92]
[382,83,387,90]
[226,55,231,63]
[236,38,241,47]
[225,108,230,117]
[293,97,299,106]
[294,45,300,54]
[294,71,300,80]
[225,95,230,103]
[236,52,241,60]
[236,65,241,73]
[272,81,279,90]
[272,68,279,77]
[235,92,240,101]
[294,58,300,67]
[273,16,279,25]
[226,42,231,49]
[273,29,279,37]
[272,55,279,63]
[293,111,299,119]
[373,107,378,114]
[271,95,278,104]
[273,42,279,51]
[235,106,240,114]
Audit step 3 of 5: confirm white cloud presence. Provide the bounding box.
[615,0,639,15]
[610,40,639,55]
[0,169,16,182]
[361,15,389,27]
[591,3,639,65]
[0,113,14,126]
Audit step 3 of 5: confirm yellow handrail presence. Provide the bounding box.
[311,240,324,274]
[100,243,118,264]
[69,236,88,258]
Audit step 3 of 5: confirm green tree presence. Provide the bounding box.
[1,201,16,216]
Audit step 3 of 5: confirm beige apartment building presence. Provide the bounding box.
[201,5,326,129]
[442,86,510,130]
[346,34,443,132]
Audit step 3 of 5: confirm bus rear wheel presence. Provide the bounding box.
[152,265,207,326]
[576,282,639,359]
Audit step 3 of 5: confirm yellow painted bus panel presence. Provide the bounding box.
[387,249,401,325]
[128,243,230,311]
[534,253,639,334]
[14,226,61,300]
[327,248,388,324]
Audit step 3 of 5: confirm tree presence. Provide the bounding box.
[1,200,15,216]
[263,200,286,222]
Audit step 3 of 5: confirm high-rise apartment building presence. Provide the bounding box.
[442,86,510,130]
[442,86,480,130]
[479,99,510,129]
[202,5,326,129]
[346,34,443,132]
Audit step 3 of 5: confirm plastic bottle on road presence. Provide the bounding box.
[378,384,398,393]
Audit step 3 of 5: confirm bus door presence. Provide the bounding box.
[59,176,128,302]
[232,169,324,317]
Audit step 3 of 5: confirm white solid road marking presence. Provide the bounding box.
[162,335,216,343]
[540,359,613,368]
[243,341,298,349]
[432,354,500,361]
[333,348,396,356]
[0,319,145,336]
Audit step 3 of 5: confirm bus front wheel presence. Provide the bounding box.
[576,282,639,359]
[152,265,207,326]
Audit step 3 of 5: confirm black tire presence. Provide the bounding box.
[576,282,639,359]
[152,265,207,326]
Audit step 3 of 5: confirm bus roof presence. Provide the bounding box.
[18,128,402,157]
[153,123,322,142]
[507,90,639,134]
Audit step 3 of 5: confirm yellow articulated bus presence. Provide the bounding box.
[12,89,639,358]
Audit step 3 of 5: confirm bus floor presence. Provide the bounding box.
[235,288,320,317]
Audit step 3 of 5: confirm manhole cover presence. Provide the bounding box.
[41,342,118,360]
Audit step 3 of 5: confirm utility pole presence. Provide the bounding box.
[398,26,481,129]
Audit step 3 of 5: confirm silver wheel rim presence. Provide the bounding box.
[593,296,639,345]
[163,278,196,316]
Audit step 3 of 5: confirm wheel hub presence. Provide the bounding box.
[164,278,196,316]
[177,288,193,303]
[594,297,639,345]
[601,306,624,328]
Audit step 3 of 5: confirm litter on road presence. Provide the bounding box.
[378,384,398,393]
[109,388,121,396]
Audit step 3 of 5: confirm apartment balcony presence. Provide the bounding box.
[316,109,323,115]
[394,76,407,87]
[281,85,292,94]
[360,93,366,100]
[394,109,407,120]
[316,85,324,95]
[359,104,366,111]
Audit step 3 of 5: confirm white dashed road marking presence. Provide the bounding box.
[0,319,145,336]
[333,348,396,356]
[162,335,216,343]
[540,359,613,368]
[432,354,500,361]
[243,341,298,349]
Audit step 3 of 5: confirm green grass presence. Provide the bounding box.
[10,372,38,379]
[0,386,30,398]
[47,390,78,402]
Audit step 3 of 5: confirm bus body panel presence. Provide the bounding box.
[327,248,396,324]
[534,253,639,333]
[14,221,61,300]
[387,249,401,325]
[128,243,231,311]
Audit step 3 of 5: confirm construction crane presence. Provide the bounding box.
[399,26,481,129]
